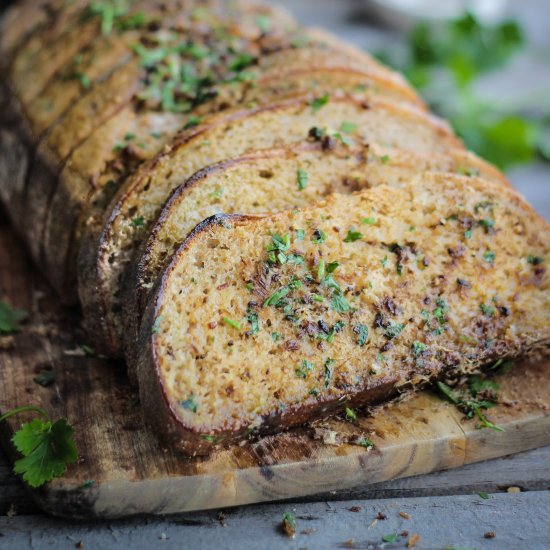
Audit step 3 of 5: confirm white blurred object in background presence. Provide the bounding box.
[362,0,509,27]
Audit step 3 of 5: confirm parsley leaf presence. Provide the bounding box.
[297,167,309,190]
[0,302,27,334]
[309,93,330,113]
[343,227,362,243]
[1,406,77,488]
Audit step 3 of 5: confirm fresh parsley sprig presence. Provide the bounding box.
[376,12,549,170]
[0,406,77,488]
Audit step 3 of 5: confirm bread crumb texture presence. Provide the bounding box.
[151,175,550,435]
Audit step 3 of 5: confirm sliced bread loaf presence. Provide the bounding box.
[79,94,463,357]
[43,63,426,301]
[137,174,550,455]
[126,142,510,370]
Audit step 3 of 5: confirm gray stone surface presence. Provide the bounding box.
[1,492,549,550]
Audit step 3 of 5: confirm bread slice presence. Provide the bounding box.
[126,142,510,370]
[78,94,462,357]
[137,174,550,455]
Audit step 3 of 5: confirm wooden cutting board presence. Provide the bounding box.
[1,221,549,519]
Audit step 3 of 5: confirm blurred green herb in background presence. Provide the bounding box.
[376,13,550,170]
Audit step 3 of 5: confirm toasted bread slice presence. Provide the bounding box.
[79,94,462,357]
[137,175,550,455]
[126,142,510,370]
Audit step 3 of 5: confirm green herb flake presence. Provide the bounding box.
[297,167,309,190]
[340,121,357,134]
[331,292,351,314]
[295,360,315,379]
[379,154,390,164]
[181,396,198,413]
[353,324,369,347]
[183,115,204,130]
[385,322,405,340]
[527,255,544,265]
[381,256,388,268]
[362,217,377,225]
[312,228,327,244]
[246,312,260,336]
[131,216,145,228]
[0,302,27,334]
[464,229,473,239]
[281,512,297,537]
[324,358,335,388]
[263,286,291,308]
[343,227,363,243]
[296,229,305,241]
[358,437,374,449]
[345,407,357,421]
[152,316,162,334]
[412,341,428,356]
[480,303,495,317]
[483,251,496,263]
[309,93,330,113]
[34,370,55,388]
[223,317,242,330]
[382,533,398,543]
[478,491,491,499]
[271,332,282,342]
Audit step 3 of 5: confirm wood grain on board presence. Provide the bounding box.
[0,222,549,519]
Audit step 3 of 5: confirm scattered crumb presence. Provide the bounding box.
[484,531,496,539]
[400,531,409,537]
[217,512,226,527]
[159,532,168,540]
[399,511,411,519]
[348,506,362,513]
[300,528,314,535]
[6,504,16,518]
[376,512,387,520]
[340,539,355,548]
[507,486,521,493]
[407,533,421,548]
[75,541,84,549]
[0,335,15,350]
[281,512,296,538]
[312,427,342,446]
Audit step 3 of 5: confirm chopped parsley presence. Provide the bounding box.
[281,512,297,537]
[384,321,405,340]
[324,358,335,388]
[353,324,369,347]
[181,396,198,413]
[527,255,544,265]
[412,341,428,355]
[382,533,398,543]
[309,93,330,113]
[483,251,496,263]
[246,312,260,336]
[379,154,391,164]
[340,121,357,134]
[362,217,377,225]
[357,437,374,449]
[345,407,357,421]
[266,233,290,265]
[0,301,27,334]
[295,360,315,379]
[296,229,305,241]
[152,316,162,334]
[263,286,291,308]
[297,167,309,190]
[480,303,495,317]
[331,292,351,314]
[381,256,388,268]
[312,228,327,244]
[131,216,145,228]
[464,229,473,239]
[343,227,362,243]
[223,317,242,330]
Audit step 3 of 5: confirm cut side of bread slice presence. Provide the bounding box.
[126,142,510,370]
[79,94,463,357]
[137,175,550,456]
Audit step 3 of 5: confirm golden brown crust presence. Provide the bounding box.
[138,176,550,455]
